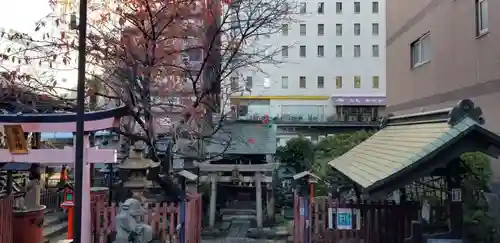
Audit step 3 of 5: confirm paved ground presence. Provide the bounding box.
[201,218,289,243]
[202,238,287,243]
[44,233,69,243]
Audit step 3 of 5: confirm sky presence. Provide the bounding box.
[0,0,79,94]
[0,0,53,33]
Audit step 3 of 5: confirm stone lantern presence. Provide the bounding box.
[117,144,159,201]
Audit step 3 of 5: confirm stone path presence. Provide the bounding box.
[202,238,287,243]
[227,221,251,238]
[201,219,289,243]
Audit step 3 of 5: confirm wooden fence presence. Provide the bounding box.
[92,194,202,243]
[0,196,13,243]
[293,196,420,243]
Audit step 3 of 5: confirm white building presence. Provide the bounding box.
[230,0,386,125]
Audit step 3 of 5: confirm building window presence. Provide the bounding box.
[476,0,488,35]
[354,76,361,88]
[231,77,239,92]
[300,45,306,57]
[246,76,253,90]
[354,2,360,13]
[317,76,324,88]
[372,45,379,57]
[336,76,342,88]
[354,45,361,57]
[299,76,306,88]
[282,24,289,36]
[336,24,342,36]
[282,76,288,89]
[372,23,379,35]
[300,2,307,14]
[372,1,379,13]
[336,2,342,13]
[354,23,361,35]
[336,45,343,57]
[318,2,324,14]
[411,33,431,68]
[317,45,324,57]
[372,76,379,88]
[318,24,324,36]
[300,24,306,36]
[263,77,270,88]
[281,45,288,57]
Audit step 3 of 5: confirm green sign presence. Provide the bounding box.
[66,193,73,201]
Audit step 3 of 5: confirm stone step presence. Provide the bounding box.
[221,208,256,215]
[43,211,68,242]
[222,214,257,221]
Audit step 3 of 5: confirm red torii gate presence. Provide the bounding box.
[0,106,128,243]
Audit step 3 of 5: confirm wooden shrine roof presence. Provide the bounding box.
[328,99,500,199]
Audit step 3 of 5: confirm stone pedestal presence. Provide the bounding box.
[255,173,263,228]
[209,173,217,228]
[266,187,275,219]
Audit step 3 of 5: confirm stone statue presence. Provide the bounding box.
[114,198,153,243]
[17,164,42,210]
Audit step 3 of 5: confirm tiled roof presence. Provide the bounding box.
[328,99,500,198]
[329,118,476,189]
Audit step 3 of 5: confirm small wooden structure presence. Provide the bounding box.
[323,100,500,242]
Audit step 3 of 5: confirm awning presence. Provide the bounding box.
[331,96,386,106]
[328,99,500,199]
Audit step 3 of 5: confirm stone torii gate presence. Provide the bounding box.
[0,106,128,243]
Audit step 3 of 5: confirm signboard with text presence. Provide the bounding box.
[4,125,28,154]
[336,208,353,230]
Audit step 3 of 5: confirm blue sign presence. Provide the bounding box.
[336,208,352,230]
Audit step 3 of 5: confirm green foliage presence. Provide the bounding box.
[275,130,374,197]
[275,136,314,172]
[312,130,374,196]
[315,130,374,159]
[461,152,495,243]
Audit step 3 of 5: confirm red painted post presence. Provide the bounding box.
[67,207,74,239]
[60,188,75,239]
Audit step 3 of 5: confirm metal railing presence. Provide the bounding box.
[40,188,64,211]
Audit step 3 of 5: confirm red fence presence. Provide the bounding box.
[92,194,202,243]
[0,196,13,243]
[293,196,420,243]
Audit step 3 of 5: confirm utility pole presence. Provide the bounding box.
[71,0,89,241]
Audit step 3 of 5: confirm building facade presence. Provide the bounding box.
[231,0,386,127]
[386,0,500,176]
